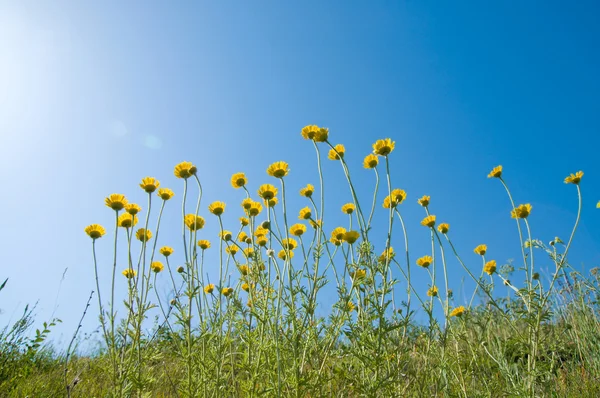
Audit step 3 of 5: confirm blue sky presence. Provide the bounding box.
[1,1,599,350]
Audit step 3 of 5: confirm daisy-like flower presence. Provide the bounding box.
[417,195,430,207]
[427,286,438,297]
[174,161,197,179]
[309,219,323,229]
[243,247,254,257]
[511,204,532,219]
[254,226,268,237]
[416,255,433,268]
[437,223,449,234]
[379,247,395,263]
[383,189,407,208]
[117,213,138,229]
[450,306,465,317]
[420,215,436,228]
[204,284,215,294]
[300,184,315,198]
[328,144,345,160]
[344,231,360,244]
[363,154,379,169]
[105,194,128,211]
[85,224,106,240]
[208,201,226,216]
[257,184,278,200]
[484,260,496,275]
[278,250,294,260]
[184,214,205,231]
[281,238,298,250]
[345,301,356,312]
[372,138,395,156]
[140,177,160,193]
[257,236,267,247]
[313,127,329,142]
[242,283,250,292]
[299,207,312,220]
[240,217,249,226]
[122,268,137,279]
[350,269,367,283]
[125,203,142,215]
[220,230,233,241]
[157,188,175,201]
[266,161,289,178]
[564,171,583,185]
[264,197,278,208]
[231,172,247,188]
[247,201,263,217]
[160,246,174,257]
[136,228,152,242]
[488,165,502,178]
[197,240,211,250]
[289,224,306,236]
[474,244,487,256]
[239,265,249,275]
[151,261,164,273]
[341,203,355,214]
[226,245,237,255]
[241,198,253,210]
[301,125,319,140]
[238,231,249,243]
[222,287,234,297]
[331,227,347,241]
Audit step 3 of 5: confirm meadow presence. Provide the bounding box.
[2,126,599,397]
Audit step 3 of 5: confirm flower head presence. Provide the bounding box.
[314,127,329,142]
[383,189,406,208]
[564,171,583,185]
[239,265,249,275]
[257,236,268,246]
[204,284,215,294]
[231,172,247,188]
[363,154,379,169]
[208,201,226,216]
[254,226,268,237]
[345,301,356,312]
[267,161,289,178]
[450,306,465,317]
[257,184,278,200]
[278,250,294,260]
[484,260,496,275]
[140,177,160,193]
[328,144,345,160]
[184,214,205,231]
[300,184,314,198]
[417,195,430,207]
[344,231,360,244]
[511,204,532,219]
[222,287,234,297]
[197,240,211,250]
[264,197,278,208]
[242,283,250,292]
[301,125,319,140]
[330,227,346,245]
[177,266,185,273]
[310,219,323,229]
[420,215,436,228]
[85,224,106,240]
[125,203,142,215]
[416,255,433,268]
[379,247,395,263]
[488,165,502,178]
[237,231,249,243]
[298,207,312,220]
[157,188,175,201]
[290,224,307,236]
[341,203,355,214]
[247,201,263,217]
[220,230,233,241]
[281,238,298,250]
[136,228,152,242]
[372,138,395,156]
[474,244,487,256]
[243,247,254,257]
[437,223,449,234]
[105,194,128,211]
[151,261,164,273]
[174,161,197,179]
[427,286,438,297]
[160,246,174,257]
[240,217,249,226]
[122,268,137,279]
[350,269,366,281]
[118,213,138,229]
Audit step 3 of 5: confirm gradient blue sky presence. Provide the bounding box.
[1,1,599,350]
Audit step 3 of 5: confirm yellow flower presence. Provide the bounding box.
[278,250,294,260]
[301,125,319,140]
[257,236,268,247]
[85,224,106,240]
[241,198,253,210]
[420,215,436,228]
[122,268,137,279]
[488,165,502,178]
[299,207,312,220]
[511,204,532,219]
[125,203,141,215]
[344,231,360,244]
[281,238,298,250]
[289,224,307,236]
[247,201,263,217]
[383,189,406,208]
[264,197,278,208]
[597,201,600,209]
[237,231,249,243]
[257,184,278,200]
[239,265,249,275]
[313,127,329,142]
[242,283,250,292]
[151,261,164,273]
[350,269,366,280]
[417,195,430,207]
[328,144,345,160]
[243,247,254,257]
[564,171,583,185]
[450,306,465,317]
[140,177,160,193]
[300,184,315,198]
[240,217,249,226]
[184,214,205,231]
[197,240,211,250]
[437,223,449,234]
[363,154,379,169]
[231,172,247,188]
[208,201,226,216]
[379,247,395,263]
[484,260,496,275]
[136,228,152,242]
[174,161,197,179]
[222,287,234,297]
[427,286,438,297]
[157,188,175,201]
[105,194,128,211]
[372,138,395,156]
[160,246,174,257]
[341,203,355,214]
[474,244,487,256]
[331,227,347,241]
[416,255,433,268]
[247,299,253,307]
[254,226,268,236]
[204,284,215,294]
[309,219,323,229]
[117,213,138,229]
[220,230,233,241]
[345,301,356,312]
[267,161,289,178]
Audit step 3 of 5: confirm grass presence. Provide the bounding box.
[2,130,599,397]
